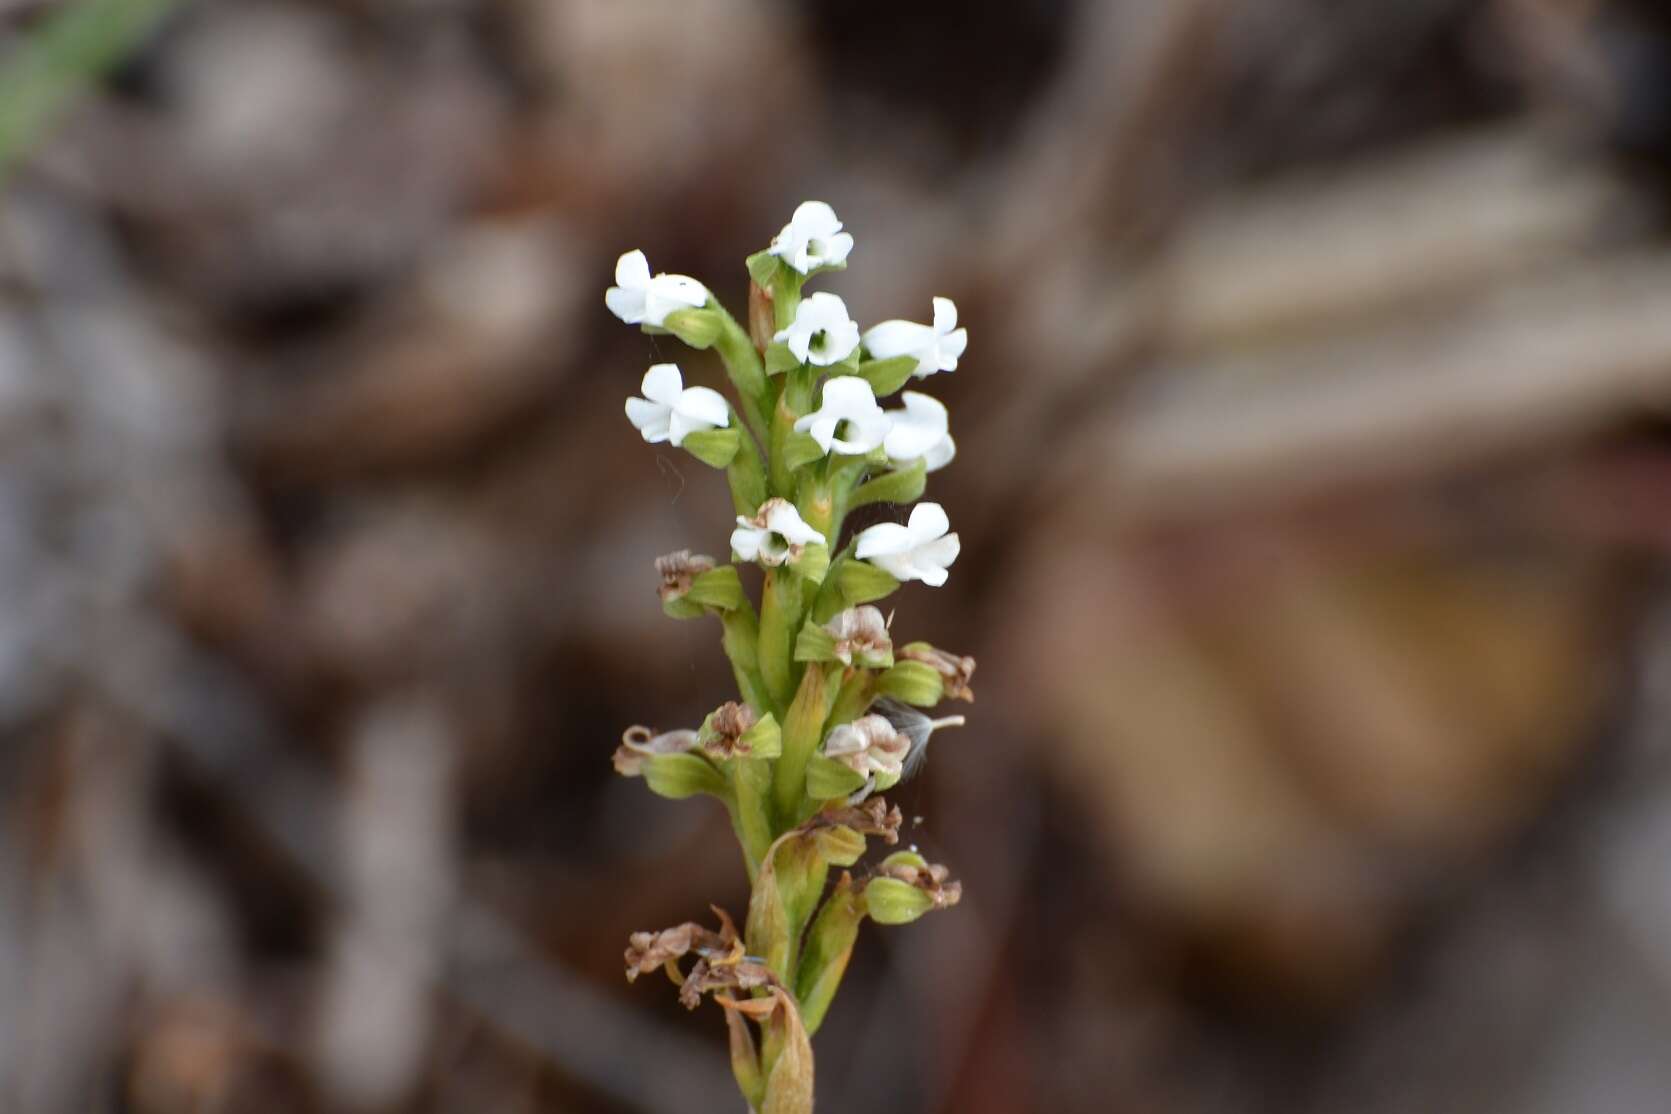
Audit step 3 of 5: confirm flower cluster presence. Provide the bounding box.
[606,201,972,1113]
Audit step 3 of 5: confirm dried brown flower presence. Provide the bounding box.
[655,550,716,602]
[877,859,963,910]
[623,906,740,984]
[825,606,892,667]
[816,798,902,844]
[701,701,757,760]
[612,725,698,777]
[900,643,976,702]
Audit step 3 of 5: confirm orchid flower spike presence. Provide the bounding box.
[768,200,854,275]
[606,250,708,327]
[882,391,956,472]
[862,296,967,379]
[731,498,826,567]
[775,292,861,367]
[794,376,890,456]
[625,364,730,446]
[854,501,961,586]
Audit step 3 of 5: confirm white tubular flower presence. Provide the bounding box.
[605,250,708,327]
[731,498,826,567]
[822,715,911,779]
[882,391,956,472]
[768,200,854,275]
[624,364,730,446]
[854,501,961,587]
[793,376,890,456]
[862,296,967,379]
[774,292,861,367]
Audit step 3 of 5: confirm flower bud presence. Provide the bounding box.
[899,642,976,702]
[878,660,944,707]
[681,427,741,468]
[662,306,723,349]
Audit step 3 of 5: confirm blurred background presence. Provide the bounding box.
[5,0,1671,1110]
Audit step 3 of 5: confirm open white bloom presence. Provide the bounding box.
[793,376,890,456]
[862,296,967,379]
[768,200,854,275]
[605,250,708,327]
[624,364,729,446]
[854,501,960,587]
[731,498,826,567]
[775,292,861,367]
[882,391,956,472]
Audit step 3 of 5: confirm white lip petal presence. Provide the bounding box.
[855,521,913,559]
[932,297,958,334]
[907,501,950,543]
[641,363,685,405]
[615,250,651,288]
[923,433,956,472]
[677,385,731,430]
[625,397,672,442]
[863,320,929,362]
[605,284,646,324]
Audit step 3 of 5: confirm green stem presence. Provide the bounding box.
[773,664,836,824]
[758,569,804,714]
[720,605,770,715]
[796,877,866,1036]
[729,760,774,881]
[711,301,771,446]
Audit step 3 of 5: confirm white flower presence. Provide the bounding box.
[822,715,911,779]
[624,364,730,446]
[731,498,826,567]
[768,200,854,275]
[775,292,860,367]
[605,250,708,327]
[862,296,967,379]
[882,391,956,472]
[854,501,960,587]
[793,376,890,456]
